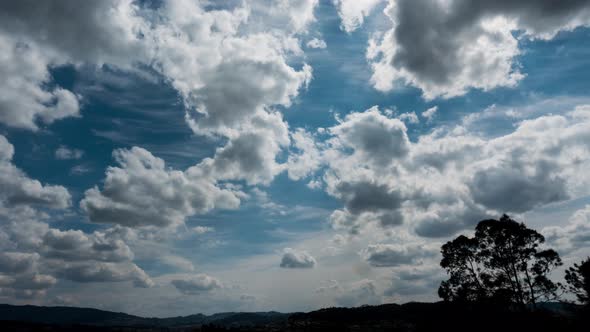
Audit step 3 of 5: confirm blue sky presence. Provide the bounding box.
[1,0,590,317]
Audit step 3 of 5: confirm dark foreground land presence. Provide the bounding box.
[1,302,588,332]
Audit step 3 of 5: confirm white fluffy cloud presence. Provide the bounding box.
[368,0,590,99]
[81,147,243,228]
[398,112,419,124]
[280,248,317,268]
[421,106,438,121]
[171,274,222,295]
[333,0,383,33]
[0,0,147,129]
[544,205,590,254]
[0,136,154,296]
[310,104,590,238]
[0,135,71,210]
[307,38,327,49]
[0,1,315,195]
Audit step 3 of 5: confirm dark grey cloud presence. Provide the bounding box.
[0,252,38,274]
[331,108,410,166]
[362,244,437,267]
[469,162,569,213]
[0,0,146,65]
[41,229,133,263]
[54,262,153,288]
[369,0,590,98]
[280,248,316,269]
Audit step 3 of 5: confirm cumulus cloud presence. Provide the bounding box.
[1,1,315,195]
[310,104,590,238]
[398,112,419,124]
[421,106,438,121]
[171,274,222,295]
[287,128,323,181]
[55,262,153,288]
[0,252,38,274]
[41,229,133,263]
[544,205,590,254]
[0,273,57,299]
[330,107,410,167]
[0,138,153,295]
[368,0,590,99]
[0,135,71,210]
[81,147,242,228]
[333,0,383,33]
[0,136,154,293]
[306,38,327,49]
[0,0,147,129]
[195,111,291,185]
[280,248,317,268]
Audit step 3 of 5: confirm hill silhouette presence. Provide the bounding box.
[1,302,588,331]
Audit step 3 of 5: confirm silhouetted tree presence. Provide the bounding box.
[565,257,590,305]
[439,215,562,308]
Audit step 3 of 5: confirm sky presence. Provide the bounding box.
[1,0,590,317]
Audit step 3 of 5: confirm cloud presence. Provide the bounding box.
[421,106,438,121]
[333,0,383,33]
[81,147,242,228]
[307,38,327,49]
[0,135,154,296]
[544,205,590,254]
[287,128,323,181]
[311,104,590,238]
[383,266,443,298]
[334,279,380,307]
[0,35,80,129]
[55,146,84,160]
[362,244,437,267]
[0,135,71,210]
[41,228,133,263]
[0,0,147,129]
[0,273,57,299]
[280,248,317,268]
[196,111,291,185]
[171,274,222,294]
[0,252,38,274]
[54,262,153,288]
[367,0,590,99]
[398,112,419,124]
[193,226,214,235]
[330,107,410,167]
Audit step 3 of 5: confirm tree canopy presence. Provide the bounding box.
[438,215,562,308]
[565,257,590,305]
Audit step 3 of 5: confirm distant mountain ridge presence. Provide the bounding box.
[0,304,288,328]
[0,302,587,331]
